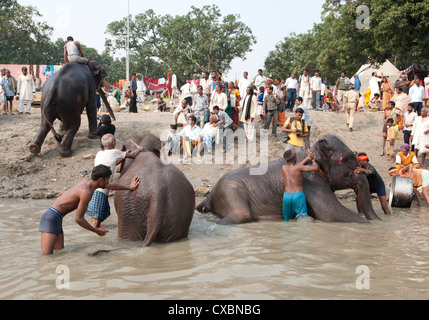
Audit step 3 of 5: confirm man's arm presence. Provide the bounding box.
[125,147,144,159]
[76,42,85,57]
[75,192,108,235]
[300,158,319,172]
[64,45,68,63]
[106,176,140,191]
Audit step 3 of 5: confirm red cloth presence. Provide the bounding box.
[143,77,166,92]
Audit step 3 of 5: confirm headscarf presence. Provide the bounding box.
[401,143,410,151]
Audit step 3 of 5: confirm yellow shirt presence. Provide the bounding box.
[284,118,309,147]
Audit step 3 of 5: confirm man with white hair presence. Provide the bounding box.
[85,134,144,228]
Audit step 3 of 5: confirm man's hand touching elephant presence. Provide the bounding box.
[130,176,140,191]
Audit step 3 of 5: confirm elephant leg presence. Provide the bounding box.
[86,91,98,139]
[214,191,257,225]
[353,174,382,221]
[59,117,81,157]
[30,109,57,155]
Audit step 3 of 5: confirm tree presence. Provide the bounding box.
[0,2,53,64]
[105,5,256,82]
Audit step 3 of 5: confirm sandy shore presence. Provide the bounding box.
[0,98,393,204]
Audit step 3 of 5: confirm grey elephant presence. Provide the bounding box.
[29,61,115,157]
[114,134,195,246]
[196,135,381,224]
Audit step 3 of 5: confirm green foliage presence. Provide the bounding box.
[265,0,429,83]
[105,5,256,83]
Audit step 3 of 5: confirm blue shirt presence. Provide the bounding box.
[1,77,14,97]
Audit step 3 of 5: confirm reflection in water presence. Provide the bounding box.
[0,199,428,299]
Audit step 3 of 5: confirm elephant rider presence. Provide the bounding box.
[39,165,140,255]
[64,36,99,76]
[86,134,145,228]
[281,150,319,221]
[354,153,391,216]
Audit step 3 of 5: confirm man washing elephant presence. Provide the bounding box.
[282,150,319,221]
[86,134,145,228]
[39,165,140,255]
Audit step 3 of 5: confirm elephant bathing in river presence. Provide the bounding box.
[196,135,381,224]
[29,61,115,157]
[114,134,195,246]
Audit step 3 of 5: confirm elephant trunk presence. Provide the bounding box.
[353,173,382,221]
[97,89,116,121]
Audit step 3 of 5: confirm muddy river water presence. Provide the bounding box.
[0,198,428,300]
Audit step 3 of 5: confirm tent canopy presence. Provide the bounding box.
[351,60,401,94]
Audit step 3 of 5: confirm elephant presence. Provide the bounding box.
[113,134,195,247]
[29,61,115,157]
[196,135,381,224]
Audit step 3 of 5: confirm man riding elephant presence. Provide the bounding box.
[64,36,99,76]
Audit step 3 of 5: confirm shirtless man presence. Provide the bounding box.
[281,150,319,221]
[39,164,140,255]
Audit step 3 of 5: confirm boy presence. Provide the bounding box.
[39,165,140,255]
[281,150,319,221]
[383,118,395,161]
[354,153,391,215]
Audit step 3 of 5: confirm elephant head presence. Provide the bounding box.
[118,133,163,175]
[89,60,116,121]
[312,135,381,220]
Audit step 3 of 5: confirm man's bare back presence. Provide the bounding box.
[282,153,319,193]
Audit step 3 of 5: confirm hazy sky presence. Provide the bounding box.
[20,0,323,80]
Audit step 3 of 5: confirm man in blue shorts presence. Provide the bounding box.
[39,165,140,255]
[354,153,391,215]
[281,150,319,221]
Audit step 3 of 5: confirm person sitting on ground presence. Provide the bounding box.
[281,150,319,221]
[86,134,144,228]
[158,95,167,112]
[164,124,181,156]
[173,99,191,125]
[196,115,220,157]
[39,164,140,255]
[354,153,391,215]
[179,115,201,159]
[367,93,382,111]
[97,114,116,149]
[325,92,341,113]
[388,166,429,207]
[395,143,420,171]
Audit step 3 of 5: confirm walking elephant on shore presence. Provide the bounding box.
[196,135,381,224]
[29,61,115,157]
[114,134,195,246]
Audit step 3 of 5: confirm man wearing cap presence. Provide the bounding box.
[354,153,391,215]
[395,143,419,171]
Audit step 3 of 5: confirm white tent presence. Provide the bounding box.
[351,60,401,94]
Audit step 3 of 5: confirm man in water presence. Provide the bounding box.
[39,165,140,255]
[281,150,319,221]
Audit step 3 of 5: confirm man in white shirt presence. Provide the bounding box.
[174,99,191,125]
[403,103,418,147]
[286,72,299,112]
[199,71,213,100]
[190,74,200,101]
[180,115,202,159]
[409,80,425,116]
[254,69,266,89]
[310,70,322,110]
[86,134,144,228]
[17,67,35,115]
[238,72,252,100]
[369,72,383,100]
[136,76,146,102]
[298,69,311,109]
[196,115,219,157]
[181,82,192,106]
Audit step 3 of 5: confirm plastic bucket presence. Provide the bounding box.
[388,176,414,208]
